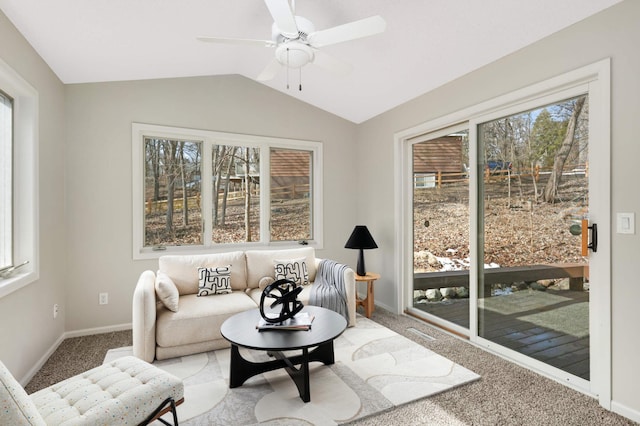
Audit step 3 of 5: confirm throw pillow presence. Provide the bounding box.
[274,258,309,286]
[198,265,232,296]
[155,271,179,312]
[259,276,275,291]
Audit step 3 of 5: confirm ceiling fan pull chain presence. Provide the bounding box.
[299,67,302,91]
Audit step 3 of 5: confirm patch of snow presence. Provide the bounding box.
[434,255,500,272]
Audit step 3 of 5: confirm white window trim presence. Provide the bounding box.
[0,58,39,299]
[132,123,323,260]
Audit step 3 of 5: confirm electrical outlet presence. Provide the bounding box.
[53,304,59,319]
[99,293,108,305]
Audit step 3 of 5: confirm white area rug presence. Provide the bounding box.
[105,316,480,425]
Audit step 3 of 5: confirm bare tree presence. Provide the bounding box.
[164,140,179,232]
[244,147,252,242]
[145,139,161,202]
[220,147,236,226]
[542,96,586,203]
[212,145,226,227]
[178,142,189,226]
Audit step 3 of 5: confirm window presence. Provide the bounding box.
[133,123,322,259]
[143,137,203,247]
[0,90,12,271]
[0,58,38,298]
[270,148,313,242]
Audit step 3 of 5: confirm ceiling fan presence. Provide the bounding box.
[197,0,386,84]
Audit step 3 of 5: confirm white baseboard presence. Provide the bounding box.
[63,322,132,339]
[19,334,66,386]
[374,299,396,314]
[611,400,640,423]
[20,323,132,386]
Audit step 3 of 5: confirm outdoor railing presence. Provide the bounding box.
[414,263,588,297]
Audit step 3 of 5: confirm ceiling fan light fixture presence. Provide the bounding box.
[275,42,314,68]
[198,0,386,83]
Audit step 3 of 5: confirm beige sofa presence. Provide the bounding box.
[132,247,356,363]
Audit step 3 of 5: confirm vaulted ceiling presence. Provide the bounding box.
[0,0,623,123]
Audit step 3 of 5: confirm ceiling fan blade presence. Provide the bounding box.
[264,0,299,38]
[256,58,282,81]
[312,50,353,76]
[308,15,386,47]
[197,36,275,48]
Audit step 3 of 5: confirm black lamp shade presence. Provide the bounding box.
[345,226,378,276]
[345,226,378,250]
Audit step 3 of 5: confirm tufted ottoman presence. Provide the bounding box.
[1,356,184,425]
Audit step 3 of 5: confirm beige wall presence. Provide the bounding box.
[64,75,358,331]
[356,0,639,416]
[0,12,67,381]
[2,0,640,419]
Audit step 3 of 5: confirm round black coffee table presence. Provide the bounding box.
[220,305,347,402]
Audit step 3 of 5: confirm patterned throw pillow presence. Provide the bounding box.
[197,265,232,296]
[273,258,309,286]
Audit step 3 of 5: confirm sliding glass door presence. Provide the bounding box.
[476,95,591,380]
[401,60,610,400]
[412,128,470,332]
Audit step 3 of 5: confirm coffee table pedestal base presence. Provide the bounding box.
[228,340,335,403]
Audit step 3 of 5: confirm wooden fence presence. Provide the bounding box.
[414,163,588,189]
[146,183,309,214]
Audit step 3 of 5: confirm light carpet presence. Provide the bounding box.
[104,316,480,425]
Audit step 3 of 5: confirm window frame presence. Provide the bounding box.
[0,58,39,299]
[132,123,323,260]
[0,90,12,271]
[395,58,611,405]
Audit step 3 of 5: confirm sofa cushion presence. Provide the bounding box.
[155,271,179,312]
[197,266,232,296]
[159,251,247,295]
[156,292,258,348]
[245,247,316,289]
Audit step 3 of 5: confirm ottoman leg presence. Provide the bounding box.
[140,397,179,426]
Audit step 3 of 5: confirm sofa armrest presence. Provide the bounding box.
[342,267,357,327]
[132,270,157,363]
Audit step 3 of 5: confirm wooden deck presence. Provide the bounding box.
[413,289,590,380]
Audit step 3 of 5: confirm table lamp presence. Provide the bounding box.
[344,225,378,276]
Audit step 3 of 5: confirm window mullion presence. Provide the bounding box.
[311,145,323,246]
[202,140,213,247]
[260,146,271,243]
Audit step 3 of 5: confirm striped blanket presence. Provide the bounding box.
[309,259,349,323]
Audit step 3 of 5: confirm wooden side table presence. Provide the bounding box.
[355,272,380,318]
